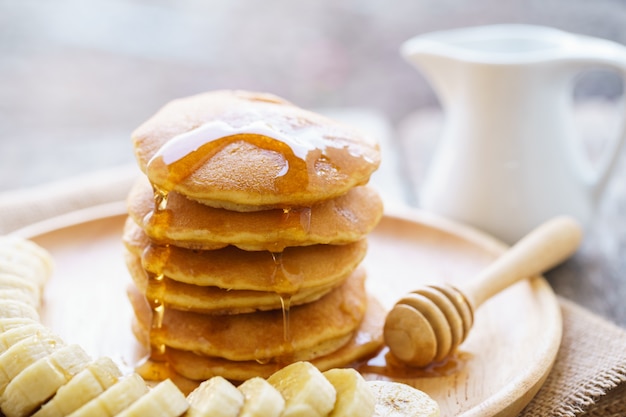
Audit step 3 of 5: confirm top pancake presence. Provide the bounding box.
[131,90,381,211]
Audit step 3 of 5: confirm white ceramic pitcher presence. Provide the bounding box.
[402,24,626,243]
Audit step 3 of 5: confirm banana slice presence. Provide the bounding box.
[0,289,38,308]
[0,273,41,307]
[0,332,63,396]
[238,377,285,417]
[267,361,336,417]
[186,376,243,417]
[116,378,188,417]
[0,317,39,333]
[0,323,51,353]
[0,299,39,321]
[33,357,123,417]
[0,260,46,291]
[0,259,31,277]
[1,344,91,417]
[0,237,54,288]
[367,381,440,417]
[323,368,375,417]
[67,373,149,417]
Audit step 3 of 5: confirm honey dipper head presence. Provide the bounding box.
[383,284,474,367]
[131,90,381,211]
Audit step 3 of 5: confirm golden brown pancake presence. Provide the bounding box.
[126,178,383,251]
[125,251,346,314]
[149,296,385,382]
[128,268,368,363]
[123,218,367,292]
[131,90,380,211]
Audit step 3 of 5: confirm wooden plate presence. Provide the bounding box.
[14,202,561,417]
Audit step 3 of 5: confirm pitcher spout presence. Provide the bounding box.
[401,25,576,109]
[400,38,461,109]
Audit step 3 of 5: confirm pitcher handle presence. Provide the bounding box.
[561,35,626,203]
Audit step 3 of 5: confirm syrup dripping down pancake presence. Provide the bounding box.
[131,90,380,211]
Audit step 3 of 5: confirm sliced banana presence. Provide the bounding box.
[116,378,188,417]
[186,376,244,417]
[0,289,38,308]
[0,332,63,396]
[67,373,149,417]
[0,236,54,289]
[367,380,440,417]
[323,368,375,417]
[0,259,38,281]
[0,323,51,353]
[267,361,336,417]
[0,317,40,333]
[0,260,46,291]
[1,344,91,417]
[0,299,39,321]
[238,377,285,417]
[33,357,123,417]
[0,273,41,307]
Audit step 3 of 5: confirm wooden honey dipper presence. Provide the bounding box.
[383,216,583,367]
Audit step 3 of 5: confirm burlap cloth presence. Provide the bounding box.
[0,164,624,416]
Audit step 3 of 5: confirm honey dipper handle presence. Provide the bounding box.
[461,216,582,309]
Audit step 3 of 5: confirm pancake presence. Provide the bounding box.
[123,218,367,292]
[152,296,385,382]
[131,90,380,211]
[126,178,383,251]
[125,251,346,314]
[128,268,368,363]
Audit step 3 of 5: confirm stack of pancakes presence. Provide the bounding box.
[123,90,386,383]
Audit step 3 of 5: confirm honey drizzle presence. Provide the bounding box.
[269,251,300,347]
[357,347,472,379]
[146,121,314,197]
[137,186,174,378]
[279,294,292,342]
[299,207,312,232]
[145,272,167,359]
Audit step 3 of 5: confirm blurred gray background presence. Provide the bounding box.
[1,0,625,191]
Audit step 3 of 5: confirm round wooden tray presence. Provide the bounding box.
[14,202,561,417]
